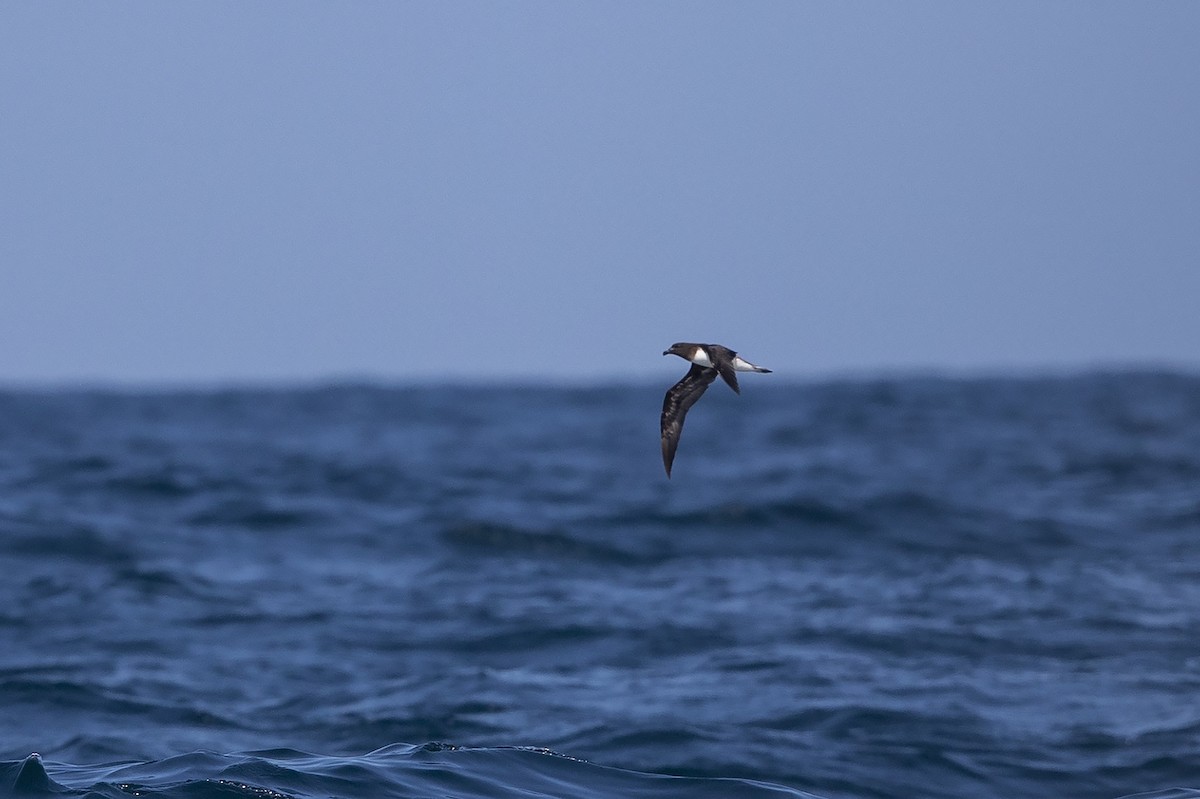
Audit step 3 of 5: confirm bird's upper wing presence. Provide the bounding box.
[706,345,740,394]
[661,364,718,477]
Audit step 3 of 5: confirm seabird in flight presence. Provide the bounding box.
[660,343,772,477]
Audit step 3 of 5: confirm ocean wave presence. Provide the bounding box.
[593,490,1088,559]
[185,498,329,530]
[0,519,135,565]
[439,520,644,563]
[3,745,821,799]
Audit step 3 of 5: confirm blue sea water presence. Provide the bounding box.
[1,372,1199,799]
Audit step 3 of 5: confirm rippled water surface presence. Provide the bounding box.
[1,373,1198,799]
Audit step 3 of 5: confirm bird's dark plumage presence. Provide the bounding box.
[660,363,718,478]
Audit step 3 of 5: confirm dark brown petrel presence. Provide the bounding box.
[660,343,772,478]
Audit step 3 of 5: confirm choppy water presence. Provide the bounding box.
[1,372,1199,799]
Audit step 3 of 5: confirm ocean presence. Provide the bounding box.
[1,372,1198,799]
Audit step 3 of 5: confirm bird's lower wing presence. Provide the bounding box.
[661,364,718,477]
[715,361,740,394]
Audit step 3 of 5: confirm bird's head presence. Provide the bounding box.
[663,342,692,358]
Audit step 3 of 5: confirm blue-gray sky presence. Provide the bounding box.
[3,3,1198,384]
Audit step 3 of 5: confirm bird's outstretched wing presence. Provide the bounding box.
[661,364,718,477]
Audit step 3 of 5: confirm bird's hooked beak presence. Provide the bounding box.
[663,350,671,356]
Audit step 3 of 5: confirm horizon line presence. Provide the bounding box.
[2,359,1197,394]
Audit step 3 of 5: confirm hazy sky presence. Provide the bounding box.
[3,3,1198,384]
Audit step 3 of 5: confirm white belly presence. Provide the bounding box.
[690,349,713,367]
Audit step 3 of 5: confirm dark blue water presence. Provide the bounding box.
[2,372,1199,799]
